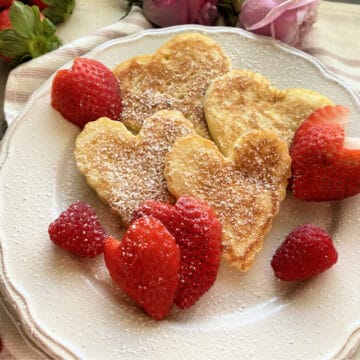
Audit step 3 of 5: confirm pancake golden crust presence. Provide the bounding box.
[113,32,231,138]
[165,131,291,271]
[204,69,333,156]
[74,110,195,226]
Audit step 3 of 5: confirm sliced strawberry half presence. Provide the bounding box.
[104,217,181,320]
[290,105,360,201]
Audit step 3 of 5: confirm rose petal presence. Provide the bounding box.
[242,0,318,30]
[187,0,207,23]
[143,0,189,26]
[272,9,300,45]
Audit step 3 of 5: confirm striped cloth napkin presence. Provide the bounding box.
[0,1,359,359]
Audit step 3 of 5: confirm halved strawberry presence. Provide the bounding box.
[48,201,106,258]
[271,224,338,281]
[290,105,360,201]
[51,57,122,128]
[104,217,181,320]
[133,195,222,310]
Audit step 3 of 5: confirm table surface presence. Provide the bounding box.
[0,1,359,359]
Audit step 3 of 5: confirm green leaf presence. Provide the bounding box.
[216,0,239,26]
[42,0,76,24]
[0,29,29,59]
[42,17,57,37]
[9,1,36,38]
[0,1,62,65]
[32,5,44,36]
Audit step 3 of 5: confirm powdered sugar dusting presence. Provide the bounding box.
[114,32,231,137]
[75,110,195,226]
[165,131,291,271]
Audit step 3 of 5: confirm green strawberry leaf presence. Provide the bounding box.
[41,0,76,24]
[42,17,57,37]
[216,0,239,26]
[9,1,36,38]
[0,30,28,56]
[0,1,62,65]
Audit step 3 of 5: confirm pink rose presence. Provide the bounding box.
[143,0,219,27]
[237,0,320,47]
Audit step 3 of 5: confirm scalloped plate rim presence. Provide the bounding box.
[0,25,359,360]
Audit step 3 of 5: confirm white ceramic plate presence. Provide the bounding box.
[0,26,360,360]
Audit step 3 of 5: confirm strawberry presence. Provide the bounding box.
[29,0,75,24]
[271,224,338,281]
[0,0,14,9]
[0,1,61,65]
[0,8,10,31]
[28,0,47,10]
[290,105,360,201]
[48,200,106,258]
[104,217,180,320]
[51,57,122,128]
[133,195,222,310]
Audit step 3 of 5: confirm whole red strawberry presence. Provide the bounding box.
[133,195,222,310]
[29,0,47,10]
[290,105,360,201]
[271,224,338,281]
[0,8,10,31]
[104,216,180,320]
[48,200,106,258]
[51,57,122,128]
[29,0,75,24]
[0,0,13,10]
[0,2,61,64]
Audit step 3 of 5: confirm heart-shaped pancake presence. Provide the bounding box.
[74,110,195,226]
[165,131,291,271]
[113,32,231,138]
[204,69,333,156]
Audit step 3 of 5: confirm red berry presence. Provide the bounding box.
[0,0,14,9]
[51,58,122,128]
[133,195,222,309]
[271,224,338,281]
[29,0,47,10]
[104,217,180,320]
[290,105,360,201]
[0,8,10,31]
[48,201,106,258]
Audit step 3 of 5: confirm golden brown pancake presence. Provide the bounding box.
[165,131,291,271]
[113,32,231,138]
[75,110,195,226]
[205,69,333,156]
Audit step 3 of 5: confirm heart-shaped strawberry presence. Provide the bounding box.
[104,216,180,320]
[290,105,360,201]
[132,195,222,309]
[51,57,122,128]
[165,131,291,271]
